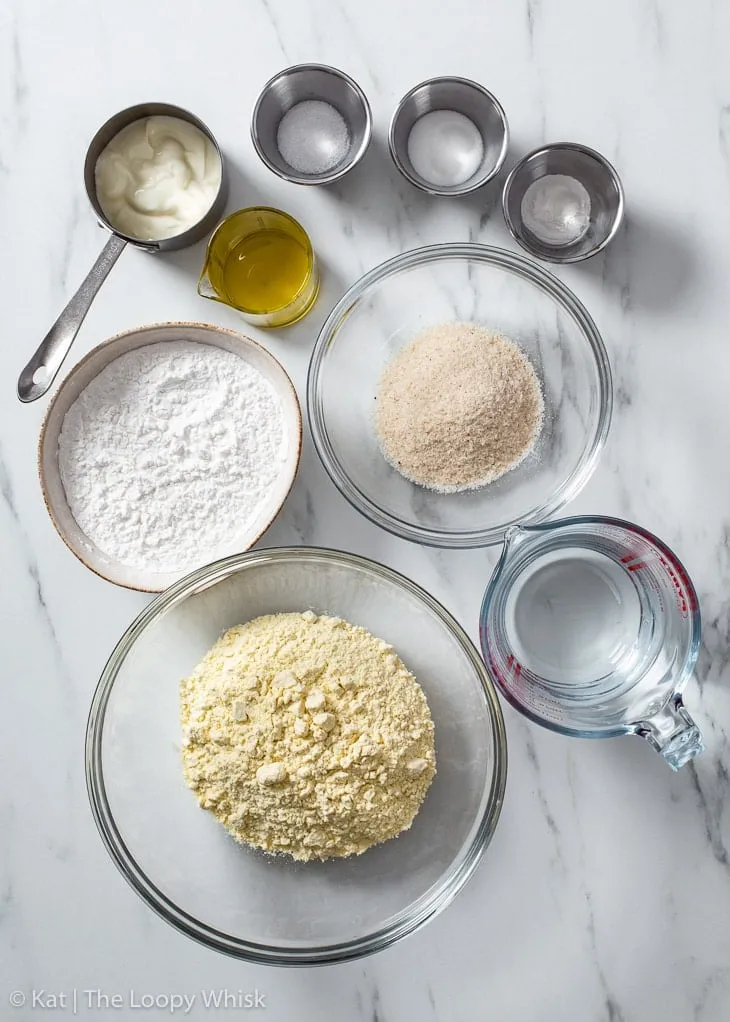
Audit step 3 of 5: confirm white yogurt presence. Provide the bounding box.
[94,115,222,242]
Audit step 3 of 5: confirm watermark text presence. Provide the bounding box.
[7,988,266,1014]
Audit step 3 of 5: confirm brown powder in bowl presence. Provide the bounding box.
[375,322,544,492]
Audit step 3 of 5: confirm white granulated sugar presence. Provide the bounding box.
[407,109,484,188]
[58,341,286,574]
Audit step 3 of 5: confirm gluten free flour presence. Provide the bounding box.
[57,341,286,575]
[180,612,436,861]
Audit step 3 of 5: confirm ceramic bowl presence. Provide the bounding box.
[38,322,302,592]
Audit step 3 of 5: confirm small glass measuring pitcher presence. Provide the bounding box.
[198,207,319,328]
[480,516,704,769]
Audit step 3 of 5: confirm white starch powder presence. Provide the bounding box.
[58,341,287,575]
[520,174,592,247]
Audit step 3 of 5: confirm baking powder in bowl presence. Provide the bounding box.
[57,341,287,575]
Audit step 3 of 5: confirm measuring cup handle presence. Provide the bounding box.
[17,234,127,403]
[635,692,704,770]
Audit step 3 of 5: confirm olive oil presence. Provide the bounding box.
[219,230,309,312]
[198,207,319,328]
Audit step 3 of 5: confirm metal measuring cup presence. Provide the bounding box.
[17,102,227,403]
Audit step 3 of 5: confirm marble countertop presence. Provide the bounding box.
[2,0,730,1018]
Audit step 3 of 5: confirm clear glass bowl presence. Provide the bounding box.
[86,548,507,965]
[307,244,612,547]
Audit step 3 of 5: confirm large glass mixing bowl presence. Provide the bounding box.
[86,548,507,965]
[308,244,612,547]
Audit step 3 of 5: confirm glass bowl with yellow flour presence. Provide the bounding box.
[86,548,506,964]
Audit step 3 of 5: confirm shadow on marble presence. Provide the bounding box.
[260,437,397,561]
[696,609,730,691]
[154,234,210,283]
[322,134,509,245]
[575,210,700,314]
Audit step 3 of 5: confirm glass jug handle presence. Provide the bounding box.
[635,692,704,770]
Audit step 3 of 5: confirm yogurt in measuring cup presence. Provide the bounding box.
[94,115,222,242]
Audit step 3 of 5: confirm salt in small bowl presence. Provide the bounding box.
[251,63,372,185]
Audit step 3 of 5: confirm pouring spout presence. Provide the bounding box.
[635,694,704,770]
[197,270,219,301]
[502,523,533,555]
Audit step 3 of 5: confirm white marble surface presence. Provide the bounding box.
[2,0,730,1018]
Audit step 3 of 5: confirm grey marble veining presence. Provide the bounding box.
[2,0,730,1019]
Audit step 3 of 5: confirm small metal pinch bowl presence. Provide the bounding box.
[502,143,624,263]
[389,77,509,196]
[17,102,227,403]
[251,63,372,185]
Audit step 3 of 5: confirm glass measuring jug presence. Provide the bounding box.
[198,207,319,328]
[480,516,703,769]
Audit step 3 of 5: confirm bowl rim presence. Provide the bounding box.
[388,76,509,196]
[85,545,508,965]
[501,142,625,264]
[38,321,303,593]
[307,243,613,548]
[250,62,373,186]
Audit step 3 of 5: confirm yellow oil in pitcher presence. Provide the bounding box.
[219,229,310,311]
[198,207,319,328]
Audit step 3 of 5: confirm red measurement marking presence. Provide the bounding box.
[672,559,699,613]
[659,555,690,614]
[506,654,523,681]
[622,523,698,615]
[494,653,523,691]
